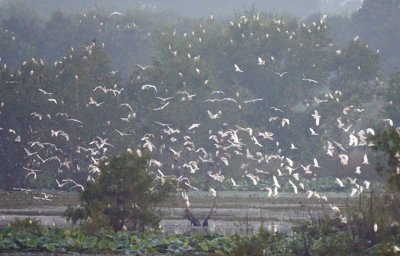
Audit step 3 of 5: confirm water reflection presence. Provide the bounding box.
[1,214,293,235]
[160,219,293,235]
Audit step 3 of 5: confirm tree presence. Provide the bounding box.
[369,127,400,191]
[0,58,52,189]
[384,70,400,124]
[65,151,176,232]
[352,0,400,76]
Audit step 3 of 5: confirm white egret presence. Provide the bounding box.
[156,96,174,102]
[338,154,349,166]
[270,106,284,112]
[153,102,169,111]
[335,178,344,187]
[289,180,298,194]
[38,88,53,95]
[114,129,131,136]
[349,134,358,147]
[245,172,259,185]
[243,98,263,103]
[302,78,318,84]
[234,64,244,72]
[207,110,222,119]
[281,118,290,127]
[309,128,319,136]
[366,128,375,136]
[362,154,369,165]
[88,97,104,107]
[24,148,37,156]
[383,118,393,127]
[208,171,225,182]
[312,110,321,126]
[209,188,217,197]
[141,84,158,92]
[275,72,287,77]
[188,123,200,131]
[30,112,43,120]
[108,11,125,17]
[313,158,321,168]
[273,175,280,188]
[136,64,150,70]
[301,164,312,174]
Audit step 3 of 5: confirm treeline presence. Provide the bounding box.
[328,0,400,76]
[0,0,362,19]
[0,0,399,191]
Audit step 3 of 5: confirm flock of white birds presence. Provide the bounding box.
[0,10,396,220]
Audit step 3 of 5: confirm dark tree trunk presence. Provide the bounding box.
[184,208,201,226]
[202,200,216,227]
[184,198,217,227]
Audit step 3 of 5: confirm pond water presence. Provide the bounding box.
[160,219,293,235]
[0,191,349,235]
[0,214,292,235]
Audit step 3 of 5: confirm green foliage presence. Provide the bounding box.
[290,218,349,255]
[0,226,239,254]
[384,70,400,124]
[232,226,290,255]
[370,128,400,191]
[8,218,44,235]
[352,0,400,76]
[335,39,380,83]
[0,2,392,189]
[65,151,176,232]
[2,195,400,255]
[289,190,400,255]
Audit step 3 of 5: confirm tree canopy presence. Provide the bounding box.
[0,1,399,196]
[65,151,176,232]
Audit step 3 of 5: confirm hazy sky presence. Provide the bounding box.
[0,0,363,19]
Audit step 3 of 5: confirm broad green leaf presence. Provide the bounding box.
[130,243,141,251]
[82,236,98,250]
[98,239,116,250]
[0,238,18,250]
[45,243,57,253]
[198,241,209,252]
[24,236,38,248]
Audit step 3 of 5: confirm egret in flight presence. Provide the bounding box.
[234,64,244,72]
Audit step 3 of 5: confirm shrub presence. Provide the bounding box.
[65,151,177,233]
[8,218,44,235]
